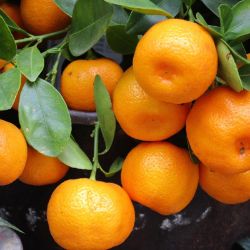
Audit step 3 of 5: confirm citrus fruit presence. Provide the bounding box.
[133,19,218,104]
[47,178,135,250]
[200,164,250,204]
[121,142,199,215]
[0,119,27,186]
[20,0,70,35]
[113,67,190,141]
[2,63,26,110]
[61,58,123,111]
[186,86,250,175]
[19,146,69,186]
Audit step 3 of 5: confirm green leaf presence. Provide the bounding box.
[239,64,250,90]
[104,0,173,17]
[218,4,233,33]
[224,0,250,42]
[16,46,44,82]
[105,157,123,177]
[0,68,21,110]
[106,25,139,54]
[58,137,93,170]
[110,5,129,25]
[200,0,238,16]
[182,0,197,8]
[195,13,222,38]
[0,16,16,61]
[19,78,71,157]
[69,0,113,57]
[126,0,181,35]
[94,75,116,155]
[217,40,243,92]
[0,217,24,234]
[54,0,77,16]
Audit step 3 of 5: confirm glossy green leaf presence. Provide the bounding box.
[0,68,21,110]
[239,64,250,90]
[106,25,139,54]
[16,46,44,82]
[218,4,233,33]
[105,157,123,177]
[69,0,113,57]
[54,0,77,16]
[110,5,129,25]
[217,40,243,92]
[0,217,24,234]
[104,0,173,17]
[224,0,250,42]
[200,0,238,16]
[19,79,71,157]
[0,16,16,61]
[58,137,93,170]
[94,75,116,154]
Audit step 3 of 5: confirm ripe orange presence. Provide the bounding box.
[121,142,199,215]
[61,58,123,111]
[20,0,70,35]
[113,67,190,141]
[47,178,135,250]
[186,86,250,174]
[133,19,218,104]
[19,146,69,186]
[0,119,27,186]
[3,63,26,110]
[200,164,250,204]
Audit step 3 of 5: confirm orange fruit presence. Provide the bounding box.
[19,146,69,186]
[200,164,250,204]
[121,142,199,215]
[133,19,218,104]
[20,0,70,35]
[61,58,123,111]
[0,119,27,186]
[186,86,250,175]
[47,178,135,250]
[113,67,190,141]
[3,63,26,110]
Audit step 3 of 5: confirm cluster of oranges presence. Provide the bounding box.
[1,0,250,249]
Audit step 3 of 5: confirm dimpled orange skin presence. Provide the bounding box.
[121,142,199,215]
[133,19,218,104]
[3,63,26,110]
[47,178,135,250]
[61,59,123,111]
[187,86,250,175]
[113,67,190,141]
[0,120,27,186]
[200,164,250,204]
[20,0,70,35]
[19,147,69,186]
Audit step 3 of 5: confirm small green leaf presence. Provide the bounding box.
[54,0,77,16]
[200,0,238,16]
[106,25,139,54]
[217,40,243,92]
[58,137,93,170]
[94,75,116,154]
[104,0,173,17]
[0,217,24,234]
[0,68,21,110]
[218,4,233,33]
[0,16,16,61]
[110,5,129,25]
[182,0,197,8]
[16,46,44,82]
[19,78,72,157]
[239,64,250,90]
[69,0,113,57]
[224,0,250,42]
[105,157,123,177]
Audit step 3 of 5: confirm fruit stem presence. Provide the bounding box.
[90,122,100,180]
[15,27,69,44]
